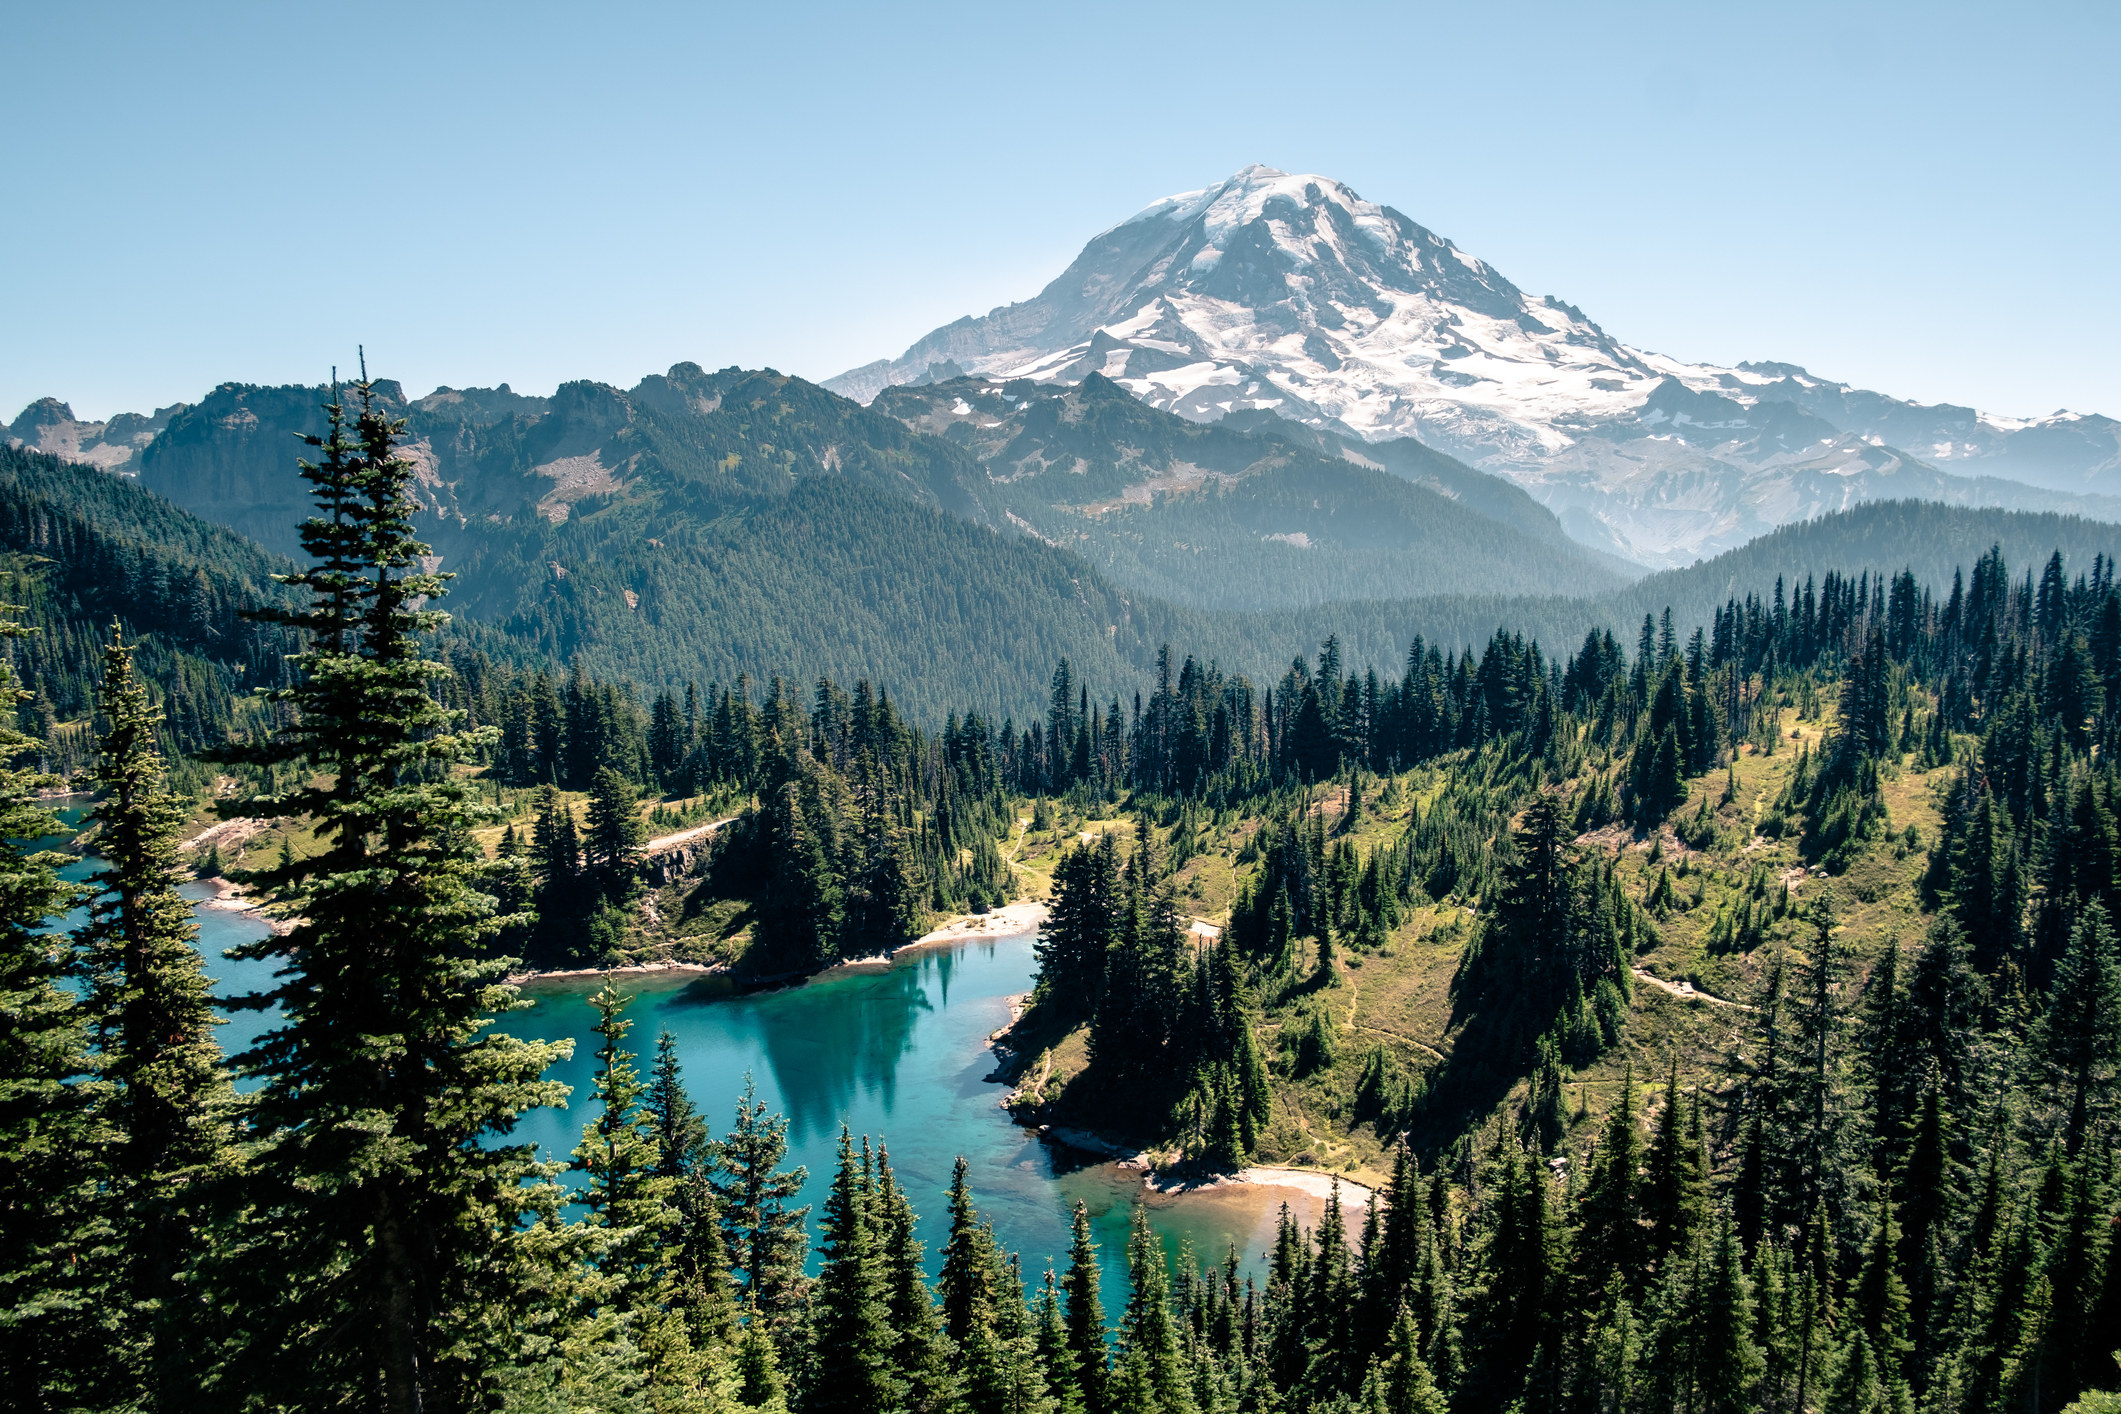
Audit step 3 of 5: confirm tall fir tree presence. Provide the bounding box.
[1109,1204,1194,1414]
[712,1076,811,1336]
[588,764,650,891]
[572,984,714,1407]
[1691,1218,1764,1414]
[0,605,94,1407]
[873,1145,958,1414]
[1576,1062,1645,1296]
[78,625,235,1406]
[809,1127,906,1414]
[1063,1202,1110,1414]
[646,1030,711,1182]
[2037,901,2121,1155]
[1642,1062,1708,1275]
[213,374,572,1410]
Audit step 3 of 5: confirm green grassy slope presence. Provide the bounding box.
[998,688,1947,1189]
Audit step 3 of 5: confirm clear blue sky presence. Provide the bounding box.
[6,0,2115,424]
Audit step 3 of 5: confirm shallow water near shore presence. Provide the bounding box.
[504,930,1340,1309]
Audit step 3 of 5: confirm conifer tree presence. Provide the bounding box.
[873,1146,957,1414]
[1643,1063,1708,1274]
[1791,1203,1840,1413]
[1305,1181,1356,1397]
[533,783,585,886]
[941,1155,1005,1347]
[1110,1204,1194,1414]
[78,625,235,1404]
[2030,1158,2109,1407]
[573,984,711,1406]
[1377,1302,1448,1414]
[636,1033,736,1355]
[966,1257,1055,1414]
[1062,1202,1110,1414]
[588,763,650,890]
[2038,901,2121,1154]
[1692,1218,1764,1414]
[713,1076,811,1333]
[214,374,571,1411]
[759,776,846,971]
[1373,1144,1422,1320]
[1581,1271,1641,1414]
[810,1126,905,1414]
[736,1316,791,1414]
[0,608,94,1407]
[646,1030,710,1181]
[1822,1330,1890,1414]
[1039,839,1116,1014]
[1857,939,1908,1166]
[1268,883,1296,976]
[1577,1061,1645,1299]
[675,1163,739,1357]
[937,1158,1053,1414]
[1463,1147,1561,1409]
[1034,1270,1086,1414]
[1897,1089,1954,1375]
[576,987,678,1286]
[1786,889,1853,1230]
[1847,1193,1911,1380]
[1266,1202,1313,1392]
[1751,1241,1802,1409]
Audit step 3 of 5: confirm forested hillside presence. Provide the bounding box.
[110,373,1565,719]
[0,444,302,784]
[0,442,543,786]
[101,367,1623,711]
[870,374,1627,607]
[1230,501,2121,693]
[1609,500,2121,629]
[990,540,2121,1412]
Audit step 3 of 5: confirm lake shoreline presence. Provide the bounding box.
[506,900,1049,989]
[1034,1123,1379,1209]
[192,875,295,935]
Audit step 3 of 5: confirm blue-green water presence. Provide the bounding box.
[54,795,1319,1313]
[502,934,1323,1306]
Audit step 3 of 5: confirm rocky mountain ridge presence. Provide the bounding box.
[6,397,187,472]
[7,359,1624,610]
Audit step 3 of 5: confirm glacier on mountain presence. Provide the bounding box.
[828,165,2121,567]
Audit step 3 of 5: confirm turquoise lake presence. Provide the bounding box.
[56,803,1336,1319]
[501,932,1337,1308]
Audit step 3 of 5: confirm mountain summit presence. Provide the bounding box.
[830,166,2121,565]
[830,164,1645,458]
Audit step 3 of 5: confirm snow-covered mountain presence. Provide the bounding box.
[829,165,2121,566]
